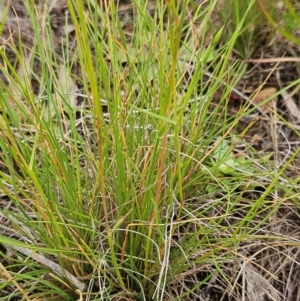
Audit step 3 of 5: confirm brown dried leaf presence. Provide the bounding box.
[43,65,78,122]
[251,133,262,145]
[56,64,78,108]
[251,87,277,113]
[281,91,300,120]
[62,24,75,35]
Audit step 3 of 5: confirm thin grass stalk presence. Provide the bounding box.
[66,0,127,287]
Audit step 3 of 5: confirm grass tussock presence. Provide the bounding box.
[0,0,300,300]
